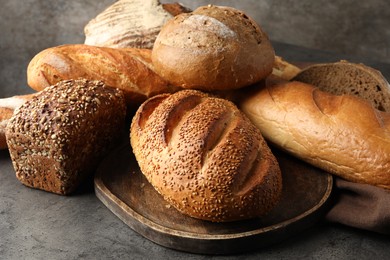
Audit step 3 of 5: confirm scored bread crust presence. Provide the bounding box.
[152,5,275,91]
[27,44,177,105]
[84,0,191,49]
[239,81,390,190]
[130,90,282,222]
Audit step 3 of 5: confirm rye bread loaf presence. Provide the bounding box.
[238,81,390,190]
[293,60,390,112]
[84,0,191,49]
[151,5,275,91]
[130,89,282,222]
[6,79,126,195]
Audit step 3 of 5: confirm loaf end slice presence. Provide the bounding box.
[6,79,126,195]
[293,60,390,112]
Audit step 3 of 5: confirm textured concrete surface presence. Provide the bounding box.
[0,0,389,97]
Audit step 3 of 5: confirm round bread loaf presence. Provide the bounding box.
[130,89,282,222]
[151,5,275,91]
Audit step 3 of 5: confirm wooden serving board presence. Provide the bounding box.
[94,141,333,255]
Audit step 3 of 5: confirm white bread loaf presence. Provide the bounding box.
[238,81,390,190]
[131,90,282,222]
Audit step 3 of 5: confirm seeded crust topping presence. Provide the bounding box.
[131,90,282,222]
[6,79,126,195]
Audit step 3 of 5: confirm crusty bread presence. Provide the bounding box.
[293,60,390,112]
[238,81,390,190]
[0,94,36,149]
[84,0,191,49]
[152,5,275,91]
[6,79,126,195]
[27,44,179,105]
[272,56,301,81]
[130,89,282,222]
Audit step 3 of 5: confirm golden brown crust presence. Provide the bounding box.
[152,5,275,91]
[131,90,282,222]
[0,94,36,149]
[27,44,178,105]
[6,79,126,195]
[239,81,390,190]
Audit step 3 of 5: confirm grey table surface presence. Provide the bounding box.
[1,42,390,260]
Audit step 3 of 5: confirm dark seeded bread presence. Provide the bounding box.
[293,60,390,112]
[6,79,126,195]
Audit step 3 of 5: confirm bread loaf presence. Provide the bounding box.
[6,79,126,195]
[0,94,36,149]
[293,60,390,112]
[131,89,282,222]
[238,81,390,190]
[152,5,275,91]
[27,44,178,105]
[84,0,191,49]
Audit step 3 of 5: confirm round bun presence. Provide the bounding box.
[130,89,282,222]
[151,5,275,91]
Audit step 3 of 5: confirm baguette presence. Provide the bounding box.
[131,90,282,222]
[238,81,390,190]
[0,93,36,149]
[27,44,179,106]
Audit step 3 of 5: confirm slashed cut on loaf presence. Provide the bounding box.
[6,79,126,195]
[130,90,282,222]
[293,60,390,112]
[84,0,191,49]
[27,45,176,106]
[239,81,390,190]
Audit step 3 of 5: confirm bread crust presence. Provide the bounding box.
[0,94,36,149]
[6,79,126,195]
[293,60,390,112]
[152,5,275,91]
[239,81,390,190]
[27,44,178,105]
[131,90,282,222]
[84,0,191,49]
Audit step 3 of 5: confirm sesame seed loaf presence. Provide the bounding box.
[6,79,126,195]
[151,5,275,91]
[293,60,390,112]
[130,90,282,222]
